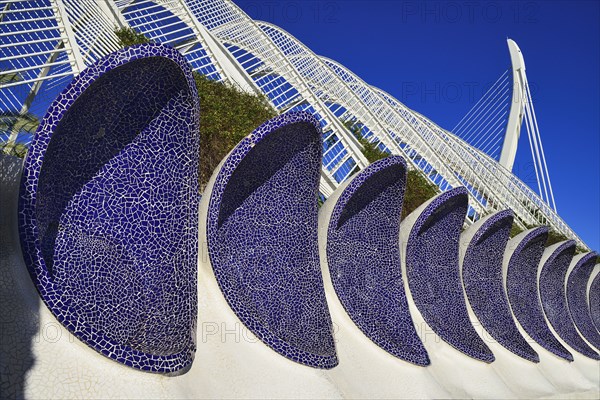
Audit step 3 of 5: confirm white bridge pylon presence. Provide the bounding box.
[453,38,558,212]
[502,38,557,212]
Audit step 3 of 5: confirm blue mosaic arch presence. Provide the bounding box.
[18,44,200,374]
[206,112,337,369]
[566,252,600,350]
[506,228,573,361]
[325,156,429,366]
[462,210,539,362]
[404,187,494,363]
[539,242,599,359]
[590,272,600,332]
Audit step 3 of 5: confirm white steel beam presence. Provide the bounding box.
[51,0,85,74]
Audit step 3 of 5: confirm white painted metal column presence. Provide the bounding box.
[51,0,85,75]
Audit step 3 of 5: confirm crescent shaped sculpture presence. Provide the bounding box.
[205,111,337,369]
[18,44,200,373]
[539,241,599,359]
[505,229,573,361]
[589,271,600,332]
[402,187,494,363]
[461,210,539,362]
[323,156,429,366]
[566,252,600,350]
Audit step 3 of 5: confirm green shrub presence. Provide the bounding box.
[545,229,571,247]
[509,220,591,256]
[193,72,276,189]
[509,223,525,238]
[356,133,389,163]
[402,169,440,220]
[340,119,439,219]
[113,29,276,190]
[115,27,152,47]
[1,111,39,157]
[343,120,389,163]
[360,141,388,163]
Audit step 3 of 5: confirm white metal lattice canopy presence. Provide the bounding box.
[0,0,588,249]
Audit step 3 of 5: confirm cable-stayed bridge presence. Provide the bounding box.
[0,0,586,249]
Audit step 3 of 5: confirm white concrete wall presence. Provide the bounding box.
[0,153,598,398]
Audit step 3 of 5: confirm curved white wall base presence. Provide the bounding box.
[504,232,599,396]
[398,191,515,398]
[1,152,598,398]
[1,151,342,399]
[194,156,343,398]
[317,163,448,399]
[459,212,553,398]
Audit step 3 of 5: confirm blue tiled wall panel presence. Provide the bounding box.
[566,252,600,350]
[405,187,494,363]
[539,242,599,359]
[590,273,600,332]
[462,211,539,362]
[326,156,429,365]
[18,44,200,374]
[206,112,338,369]
[506,229,573,361]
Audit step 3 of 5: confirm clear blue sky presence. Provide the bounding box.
[235,0,600,250]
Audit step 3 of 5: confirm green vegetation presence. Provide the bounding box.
[511,205,579,247]
[343,120,390,163]
[115,28,276,190]
[402,169,440,220]
[545,231,597,258]
[193,72,276,189]
[355,132,389,163]
[509,222,524,238]
[574,246,587,255]
[0,141,29,158]
[1,111,40,158]
[0,69,22,85]
[115,27,152,47]
[108,28,597,248]
[317,193,325,208]
[1,70,40,158]
[0,112,39,134]
[545,229,571,247]
[509,219,591,256]
[342,119,440,219]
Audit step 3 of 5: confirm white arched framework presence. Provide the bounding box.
[0,0,588,249]
[0,0,122,146]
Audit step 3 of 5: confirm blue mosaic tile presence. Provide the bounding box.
[405,187,494,363]
[18,44,200,374]
[325,156,429,366]
[206,111,337,369]
[566,252,600,350]
[506,228,573,361]
[462,210,539,362]
[590,272,600,332]
[539,242,599,359]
